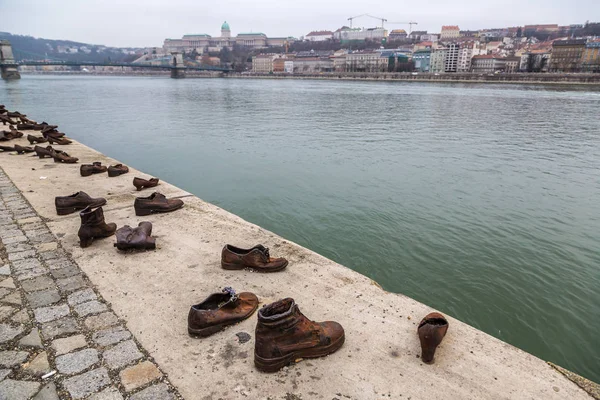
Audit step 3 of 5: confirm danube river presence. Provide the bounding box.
[2,76,599,383]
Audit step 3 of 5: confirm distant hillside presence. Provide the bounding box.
[0,32,142,63]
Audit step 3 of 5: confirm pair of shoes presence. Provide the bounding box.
[35,145,78,163]
[188,291,345,373]
[80,162,129,177]
[133,177,159,191]
[27,134,48,144]
[114,222,156,250]
[134,192,183,216]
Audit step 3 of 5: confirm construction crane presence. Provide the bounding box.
[388,21,419,34]
[348,14,388,29]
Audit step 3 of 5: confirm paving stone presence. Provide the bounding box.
[88,387,124,400]
[0,379,40,400]
[0,229,22,239]
[0,350,29,367]
[34,304,70,323]
[36,242,58,252]
[10,309,30,324]
[20,275,54,292]
[68,288,97,306]
[74,300,107,317]
[15,267,48,281]
[3,242,33,253]
[129,383,174,400]
[0,323,23,343]
[52,334,87,355]
[85,312,119,331]
[0,369,10,380]
[102,340,143,369]
[33,382,59,400]
[7,250,36,261]
[11,258,42,272]
[1,235,28,244]
[0,306,16,321]
[62,367,110,399]
[40,251,62,261]
[24,229,50,238]
[29,234,56,244]
[57,275,86,293]
[26,288,60,308]
[18,328,42,348]
[0,288,11,299]
[1,292,21,305]
[92,326,132,347]
[0,278,15,288]
[119,361,162,392]
[50,265,80,279]
[41,317,79,339]
[0,266,9,275]
[46,258,77,270]
[23,351,50,376]
[17,216,40,224]
[56,348,99,375]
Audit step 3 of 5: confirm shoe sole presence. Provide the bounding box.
[56,199,107,216]
[135,203,184,216]
[254,332,345,372]
[221,260,288,273]
[188,302,259,338]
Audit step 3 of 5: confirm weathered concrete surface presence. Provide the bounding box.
[0,134,595,400]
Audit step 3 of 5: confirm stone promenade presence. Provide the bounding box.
[0,168,181,399]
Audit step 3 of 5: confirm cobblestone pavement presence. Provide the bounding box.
[0,167,182,399]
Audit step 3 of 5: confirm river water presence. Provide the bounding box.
[2,76,599,383]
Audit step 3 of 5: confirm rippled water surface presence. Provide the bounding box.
[2,76,600,382]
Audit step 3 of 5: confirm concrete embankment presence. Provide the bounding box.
[0,131,597,399]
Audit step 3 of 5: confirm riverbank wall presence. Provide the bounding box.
[0,125,598,399]
[19,70,600,85]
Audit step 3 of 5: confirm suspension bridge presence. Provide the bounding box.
[0,40,230,80]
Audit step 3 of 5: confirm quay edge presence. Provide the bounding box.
[0,132,597,399]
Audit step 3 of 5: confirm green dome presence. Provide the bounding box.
[221,21,230,31]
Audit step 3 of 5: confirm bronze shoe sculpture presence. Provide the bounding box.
[254,298,345,372]
[134,192,183,216]
[27,134,48,144]
[78,206,117,248]
[108,164,129,177]
[53,150,78,164]
[48,136,72,145]
[80,162,107,176]
[0,145,15,152]
[34,145,55,159]
[221,244,288,272]
[8,125,23,138]
[188,287,258,337]
[17,123,36,130]
[418,312,449,364]
[114,222,156,250]
[55,191,107,215]
[133,177,159,191]
[14,144,34,154]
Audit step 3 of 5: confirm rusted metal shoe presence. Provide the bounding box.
[34,145,55,159]
[78,206,117,248]
[108,164,129,177]
[418,312,449,364]
[27,134,48,144]
[13,144,35,154]
[254,298,345,372]
[8,125,23,138]
[0,145,15,152]
[53,150,78,164]
[17,123,36,130]
[188,287,258,337]
[80,162,107,176]
[133,177,159,191]
[134,192,183,216]
[221,244,288,272]
[55,191,107,215]
[0,115,16,125]
[48,136,72,145]
[114,222,156,251]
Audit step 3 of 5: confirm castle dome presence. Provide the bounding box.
[221,21,230,31]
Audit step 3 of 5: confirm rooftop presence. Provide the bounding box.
[442,25,460,30]
[306,31,333,36]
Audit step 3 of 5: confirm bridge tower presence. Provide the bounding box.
[0,40,21,80]
[170,52,186,79]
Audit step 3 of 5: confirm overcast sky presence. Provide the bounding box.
[1,0,598,48]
